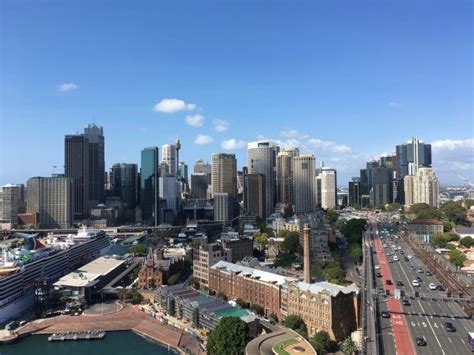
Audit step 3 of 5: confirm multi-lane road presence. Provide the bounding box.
[372,225,473,354]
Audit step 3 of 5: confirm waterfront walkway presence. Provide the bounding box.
[0,304,205,354]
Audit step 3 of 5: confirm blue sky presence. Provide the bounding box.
[1,0,473,186]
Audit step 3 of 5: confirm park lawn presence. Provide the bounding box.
[272,338,298,355]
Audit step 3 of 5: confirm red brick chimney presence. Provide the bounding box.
[303,223,311,283]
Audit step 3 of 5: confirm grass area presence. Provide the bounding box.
[272,338,298,355]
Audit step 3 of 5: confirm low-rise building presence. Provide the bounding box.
[138,248,174,289]
[408,218,443,243]
[193,244,232,289]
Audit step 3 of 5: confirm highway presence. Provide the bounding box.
[374,225,474,354]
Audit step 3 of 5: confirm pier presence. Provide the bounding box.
[48,330,106,341]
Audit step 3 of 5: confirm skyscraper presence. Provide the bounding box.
[27,176,74,228]
[0,184,22,228]
[112,163,138,209]
[211,153,237,198]
[83,124,105,207]
[276,148,300,207]
[65,134,89,219]
[320,167,337,209]
[404,167,439,208]
[348,178,362,207]
[370,166,392,206]
[246,174,266,218]
[247,141,279,217]
[293,155,316,213]
[140,147,159,226]
[190,173,209,199]
[162,144,177,176]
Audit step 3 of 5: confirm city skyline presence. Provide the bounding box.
[1,1,473,186]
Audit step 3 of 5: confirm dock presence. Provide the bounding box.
[48,330,106,342]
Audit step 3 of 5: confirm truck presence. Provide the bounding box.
[469,332,474,351]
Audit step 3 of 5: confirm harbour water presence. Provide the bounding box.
[0,331,176,355]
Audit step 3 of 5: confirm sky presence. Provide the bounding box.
[1,0,473,187]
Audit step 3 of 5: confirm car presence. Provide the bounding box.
[436,285,444,291]
[400,250,404,254]
[429,283,437,290]
[412,280,420,287]
[381,311,391,318]
[402,299,411,306]
[416,337,427,346]
[396,280,404,286]
[376,272,382,278]
[404,256,409,261]
[416,276,422,282]
[444,322,456,332]
[393,256,399,261]
[426,271,432,276]
[407,255,413,259]
[386,280,393,285]
[388,259,393,263]
[375,265,380,270]
[417,268,424,273]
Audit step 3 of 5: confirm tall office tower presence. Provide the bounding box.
[315,174,322,207]
[162,144,177,176]
[303,224,311,283]
[194,159,211,174]
[365,161,379,192]
[211,153,237,197]
[140,147,159,226]
[320,167,337,209]
[26,176,74,228]
[404,168,439,208]
[159,176,179,215]
[293,155,316,214]
[246,174,266,218]
[65,134,89,219]
[190,173,209,199]
[83,124,105,208]
[237,170,245,197]
[247,141,279,217]
[370,166,393,206]
[104,170,114,197]
[276,148,300,206]
[177,162,188,182]
[214,193,232,222]
[112,163,138,209]
[0,184,21,227]
[348,178,362,207]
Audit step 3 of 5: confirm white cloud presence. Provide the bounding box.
[307,138,352,153]
[57,83,78,92]
[186,114,205,127]
[221,139,247,150]
[153,98,196,113]
[280,129,309,139]
[388,101,401,108]
[213,119,229,132]
[431,139,474,182]
[431,138,474,151]
[194,134,213,145]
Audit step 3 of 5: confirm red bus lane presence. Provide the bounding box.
[374,232,415,355]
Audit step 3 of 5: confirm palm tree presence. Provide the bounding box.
[340,336,358,355]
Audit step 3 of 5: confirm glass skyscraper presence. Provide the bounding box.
[140,147,159,226]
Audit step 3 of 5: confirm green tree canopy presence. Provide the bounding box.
[335,218,347,232]
[386,203,401,212]
[348,243,363,262]
[235,298,248,308]
[283,315,307,337]
[340,218,367,245]
[250,304,264,316]
[460,236,474,248]
[310,331,337,355]
[449,249,467,269]
[281,232,300,254]
[340,336,358,355]
[326,209,339,224]
[207,317,250,355]
[410,203,442,219]
[128,244,148,256]
[440,201,469,225]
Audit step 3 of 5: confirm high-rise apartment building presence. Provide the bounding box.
[162,144,177,176]
[276,148,299,207]
[293,155,316,213]
[140,147,159,226]
[248,141,279,217]
[404,167,439,208]
[214,193,232,223]
[0,184,22,228]
[246,174,266,218]
[320,167,337,209]
[112,163,138,209]
[26,176,74,228]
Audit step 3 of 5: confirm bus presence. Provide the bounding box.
[468,332,474,351]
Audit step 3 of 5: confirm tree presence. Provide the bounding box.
[449,249,467,269]
[326,209,339,224]
[217,291,228,301]
[340,336,358,355]
[386,203,401,212]
[310,331,337,355]
[348,243,363,262]
[128,244,148,256]
[460,236,474,248]
[281,232,300,254]
[336,218,347,232]
[410,203,441,219]
[167,272,181,285]
[254,232,269,247]
[284,315,307,338]
[250,304,264,316]
[235,298,248,308]
[442,219,454,232]
[340,219,367,245]
[441,201,469,225]
[207,317,250,355]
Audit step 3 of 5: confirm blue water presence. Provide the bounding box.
[0,331,176,355]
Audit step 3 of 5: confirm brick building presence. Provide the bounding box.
[138,248,173,289]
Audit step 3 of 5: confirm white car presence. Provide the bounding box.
[393,256,399,261]
[429,283,437,290]
[407,255,413,259]
[412,280,420,287]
